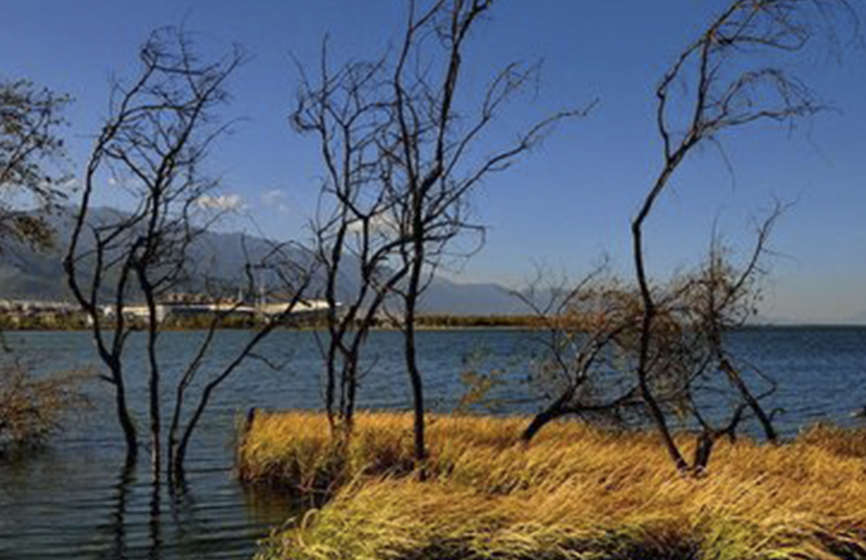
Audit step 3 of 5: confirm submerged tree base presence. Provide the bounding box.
[239,412,866,560]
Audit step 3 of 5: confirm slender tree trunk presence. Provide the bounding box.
[719,358,777,443]
[521,408,560,443]
[632,215,689,473]
[147,356,160,482]
[345,358,357,434]
[113,372,139,464]
[140,272,162,483]
[324,341,337,433]
[173,384,216,480]
[403,255,426,466]
[166,390,184,477]
[149,384,160,481]
[521,389,575,443]
[692,430,715,473]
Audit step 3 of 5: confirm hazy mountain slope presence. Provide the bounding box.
[0,207,520,315]
[417,278,524,315]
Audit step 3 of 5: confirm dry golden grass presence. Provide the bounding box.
[240,412,866,560]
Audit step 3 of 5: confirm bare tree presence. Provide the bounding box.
[385,0,587,467]
[292,42,411,439]
[666,208,784,471]
[294,0,586,466]
[513,267,644,442]
[631,0,855,473]
[0,78,70,250]
[514,264,701,444]
[517,215,781,465]
[64,28,312,482]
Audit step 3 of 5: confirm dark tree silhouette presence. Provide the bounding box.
[64,27,312,481]
[0,78,70,250]
[294,0,586,466]
[632,0,855,472]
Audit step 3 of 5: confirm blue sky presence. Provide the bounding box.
[3,1,864,322]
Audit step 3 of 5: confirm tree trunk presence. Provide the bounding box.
[692,430,715,474]
[520,391,575,443]
[638,373,688,472]
[719,358,777,443]
[403,253,427,467]
[405,331,426,466]
[141,273,162,483]
[404,311,426,464]
[521,408,559,443]
[632,189,689,473]
[148,361,160,482]
[111,364,138,465]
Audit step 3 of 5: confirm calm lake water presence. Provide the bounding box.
[1,327,865,559]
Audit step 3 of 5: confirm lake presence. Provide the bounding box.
[1,327,865,559]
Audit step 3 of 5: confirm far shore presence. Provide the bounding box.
[0,312,863,332]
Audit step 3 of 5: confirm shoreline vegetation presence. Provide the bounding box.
[0,312,862,332]
[238,411,866,560]
[0,363,90,455]
[0,312,551,332]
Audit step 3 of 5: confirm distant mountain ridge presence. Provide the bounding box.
[9,208,858,322]
[0,207,523,316]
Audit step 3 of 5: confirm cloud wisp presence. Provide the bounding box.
[260,189,290,213]
[196,194,245,211]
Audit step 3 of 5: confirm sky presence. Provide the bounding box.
[2,0,864,323]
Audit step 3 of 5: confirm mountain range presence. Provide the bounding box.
[0,207,524,316]
[1,208,862,323]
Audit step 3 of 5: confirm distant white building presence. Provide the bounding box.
[257,299,331,317]
[100,298,334,324]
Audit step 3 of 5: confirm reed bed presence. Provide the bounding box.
[240,412,866,560]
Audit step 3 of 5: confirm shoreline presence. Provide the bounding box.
[1,321,864,333]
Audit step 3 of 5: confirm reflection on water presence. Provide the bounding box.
[103,464,133,560]
[0,327,865,558]
[0,445,291,560]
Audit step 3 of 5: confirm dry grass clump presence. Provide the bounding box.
[242,412,866,560]
[239,411,646,492]
[796,423,866,459]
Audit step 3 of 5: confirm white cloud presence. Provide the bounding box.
[260,189,290,213]
[196,193,244,211]
[347,210,400,237]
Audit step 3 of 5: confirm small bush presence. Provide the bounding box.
[0,362,90,453]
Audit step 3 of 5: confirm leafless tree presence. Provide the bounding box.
[665,208,784,470]
[514,264,700,444]
[64,28,312,482]
[517,214,781,466]
[383,0,587,467]
[292,40,411,440]
[293,0,586,466]
[0,78,70,250]
[513,266,644,442]
[631,0,855,473]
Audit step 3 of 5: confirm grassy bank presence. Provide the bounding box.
[239,412,866,560]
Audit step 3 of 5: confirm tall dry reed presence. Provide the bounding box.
[241,412,866,560]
